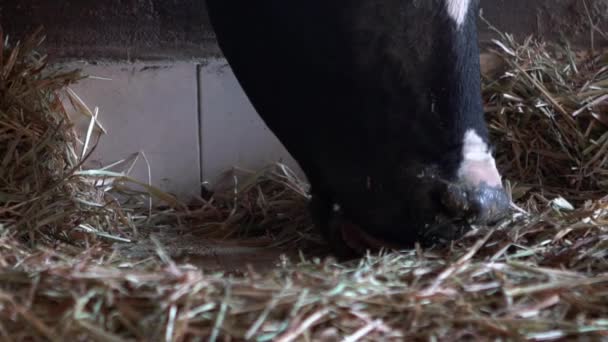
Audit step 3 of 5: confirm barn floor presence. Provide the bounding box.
[114,231,330,274]
[1,28,608,341]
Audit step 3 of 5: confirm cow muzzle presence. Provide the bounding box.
[441,181,510,225]
[442,129,511,225]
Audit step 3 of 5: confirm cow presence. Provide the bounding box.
[205,0,511,257]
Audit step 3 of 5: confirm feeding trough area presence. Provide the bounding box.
[1,7,608,341]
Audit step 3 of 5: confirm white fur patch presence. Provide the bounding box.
[457,129,502,187]
[461,129,492,162]
[445,0,471,27]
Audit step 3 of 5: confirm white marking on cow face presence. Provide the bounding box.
[445,0,471,28]
[457,129,502,188]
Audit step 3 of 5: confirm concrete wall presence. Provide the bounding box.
[199,59,301,184]
[62,59,302,200]
[2,0,607,199]
[0,0,219,61]
[64,62,203,199]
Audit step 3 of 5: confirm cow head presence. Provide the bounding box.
[314,0,511,253]
[205,0,511,256]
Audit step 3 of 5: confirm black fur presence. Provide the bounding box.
[205,0,490,247]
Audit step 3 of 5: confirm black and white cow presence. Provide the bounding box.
[205,0,510,255]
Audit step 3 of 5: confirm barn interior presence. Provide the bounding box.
[1,0,608,340]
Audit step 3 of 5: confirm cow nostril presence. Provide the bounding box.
[441,183,468,215]
[442,183,510,224]
[469,184,511,224]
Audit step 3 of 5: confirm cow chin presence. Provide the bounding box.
[335,219,407,255]
[329,200,480,257]
[329,212,471,257]
[325,179,451,256]
[325,158,510,256]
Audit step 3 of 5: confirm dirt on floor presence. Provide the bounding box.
[114,231,329,274]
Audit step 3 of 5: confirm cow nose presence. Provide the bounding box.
[442,182,510,224]
[440,129,511,224]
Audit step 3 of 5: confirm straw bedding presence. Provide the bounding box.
[0,25,607,341]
